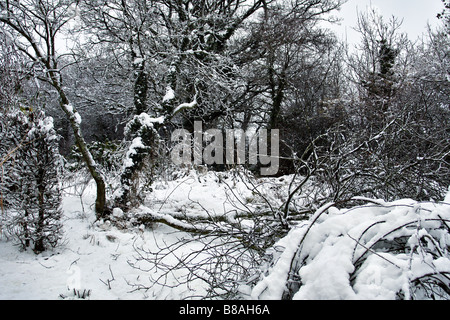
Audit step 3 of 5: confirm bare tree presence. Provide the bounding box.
[0,0,107,217]
[235,0,346,176]
[312,10,450,203]
[347,9,411,131]
[437,0,450,32]
[75,0,283,210]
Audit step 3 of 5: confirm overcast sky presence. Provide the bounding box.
[331,0,445,45]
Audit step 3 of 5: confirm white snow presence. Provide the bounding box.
[74,112,82,125]
[41,116,55,133]
[252,192,450,300]
[162,86,175,103]
[0,170,265,300]
[128,113,164,132]
[1,169,449,300]
[0,179,211,300]
[28,116,55,139]
[172,98,197,116]
[123,137,146,168]
[63,104,82,125]
[133,57,144,65]
[64,104,74,114]
[147,170,254,218]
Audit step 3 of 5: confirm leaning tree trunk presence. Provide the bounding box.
[53,78,107,218]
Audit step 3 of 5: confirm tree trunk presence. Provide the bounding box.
[115,58,154,211]
[134,67,149,115]
[34,182,45,254]
[54,82,107,218]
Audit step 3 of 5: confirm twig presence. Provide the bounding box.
[347,232,402,269]
[158,176,195,212]
[99,265,115,290]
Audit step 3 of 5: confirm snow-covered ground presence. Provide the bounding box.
[0,174,215,300]
[1,170,449,300]
[0,170,266,300]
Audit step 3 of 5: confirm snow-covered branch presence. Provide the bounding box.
[251,193,450,300]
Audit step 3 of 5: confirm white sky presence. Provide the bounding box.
[331,0,445,45]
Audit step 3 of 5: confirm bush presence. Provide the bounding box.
[251,192,450,300]
[1,110,63,253]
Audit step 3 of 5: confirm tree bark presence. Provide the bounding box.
[54,80,107,218]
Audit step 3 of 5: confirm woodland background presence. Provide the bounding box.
[0,0,449,300]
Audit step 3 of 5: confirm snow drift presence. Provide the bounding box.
[251,189,450,300]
